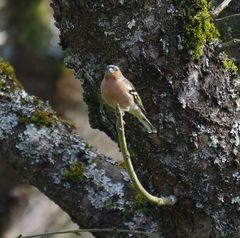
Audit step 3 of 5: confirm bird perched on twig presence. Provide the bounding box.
[101,65,157,133]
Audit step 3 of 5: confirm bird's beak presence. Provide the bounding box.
[109,68,114,73]
[106,67,114,74]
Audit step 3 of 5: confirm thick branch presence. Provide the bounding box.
[0,60,160,238]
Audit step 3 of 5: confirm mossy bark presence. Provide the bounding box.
[51,0,240,237]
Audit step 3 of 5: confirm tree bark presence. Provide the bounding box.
[50,0,240,237]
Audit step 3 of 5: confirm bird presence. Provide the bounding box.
[100,65,157,133]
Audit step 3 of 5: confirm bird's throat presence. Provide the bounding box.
[104,75,118,80]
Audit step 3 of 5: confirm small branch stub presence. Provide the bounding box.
[115,104,177,206]
[216,13,240,22]
[217,38,240,52]
[211,0,233,17]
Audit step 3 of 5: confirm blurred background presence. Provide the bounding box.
[0,0,121,237]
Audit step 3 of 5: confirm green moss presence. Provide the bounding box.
[0,61,15,79]
[0,59,23,91]
[134,193,152,215]
[18,109,57,128]
[0,80,4,89]
[123,188,151,218]
[106,200,115,210]
[117,161,126,169]
[127,184,150,209]
[177,0,219,59]
[134,192,147,208]
[64,161,85,183]
[223,54,238,73]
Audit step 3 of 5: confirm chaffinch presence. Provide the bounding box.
[101,65,157,133]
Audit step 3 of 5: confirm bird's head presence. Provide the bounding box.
[104,65,123,80]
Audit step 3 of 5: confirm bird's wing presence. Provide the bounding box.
[123,77,146,113]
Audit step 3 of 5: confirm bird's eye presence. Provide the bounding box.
[115,68,118,71]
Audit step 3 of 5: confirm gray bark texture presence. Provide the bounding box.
[0,0,239,238]
[50,0,240,237]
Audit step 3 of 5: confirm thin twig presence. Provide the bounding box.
[211,0,233,17]
[217,38,240,52]
[116,104,177,206]
[17,228,161,238]
[216,13,240,22]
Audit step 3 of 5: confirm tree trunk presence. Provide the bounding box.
[50,0,240,237]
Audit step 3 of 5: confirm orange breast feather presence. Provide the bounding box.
[101,78,134,110]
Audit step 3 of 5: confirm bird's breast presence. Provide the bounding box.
[101,78,134,110]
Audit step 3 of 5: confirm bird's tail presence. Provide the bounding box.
[130,107,157,133]
[140,115,157,134]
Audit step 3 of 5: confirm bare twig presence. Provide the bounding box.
[16,228,161,238]
[116,104,177,206]
[211,0,233,17]
[216,13,240,22]
[217,38,240,52]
